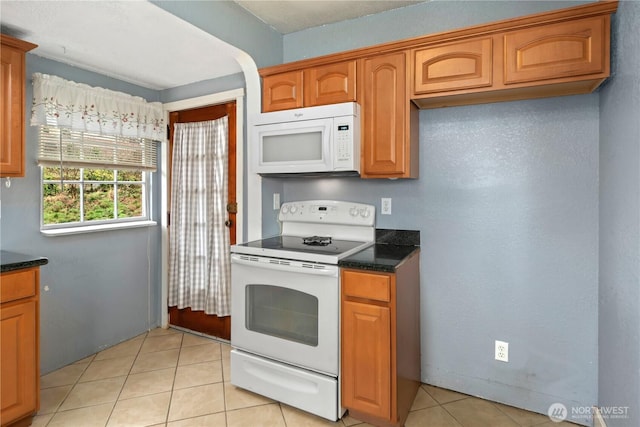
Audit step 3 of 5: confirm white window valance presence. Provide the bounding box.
[30,73,165,141]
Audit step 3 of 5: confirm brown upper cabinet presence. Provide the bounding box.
[258,1,618,177]
[1,34,37,178]
[261,60,356,112]
[502,16,607,85]
[359,52,418,179]
[304,61,356,107]
[411,7,614,108]
[413,36,494,95]
[262,70,304,112]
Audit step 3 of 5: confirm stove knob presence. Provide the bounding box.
[359,208,370,218]
[290,205,298,214]
[349,207,358,217]
[281,205,289,214]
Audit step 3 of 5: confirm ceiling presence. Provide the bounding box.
[234,0,425,34]
[0,1,424,91]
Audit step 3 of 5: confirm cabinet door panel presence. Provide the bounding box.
[504,16,606,84]
[1,299,37,422]
[304,61,356,106]
[262,71,304,112]
[342,300,391,419]
[361,52,408,177]
[413,37,492,94]
[0,45,25,177]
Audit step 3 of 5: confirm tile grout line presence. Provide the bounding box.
[168,324,231,346]
[438,398,469,427]
[420,386,474,427]
[40,352,95,426]
[162,330,183,426]
[222,343,233,427]
[105,330,153,427]
[486,400,526,427]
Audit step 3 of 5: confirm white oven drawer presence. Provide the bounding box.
[231,349,342,421]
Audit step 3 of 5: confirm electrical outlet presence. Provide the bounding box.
[381,198,392,215]
[273,193,280,210]
[495,340,509,362]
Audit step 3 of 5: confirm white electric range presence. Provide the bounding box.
[230,200,375,421]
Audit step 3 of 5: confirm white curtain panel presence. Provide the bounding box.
[169,116,231,316]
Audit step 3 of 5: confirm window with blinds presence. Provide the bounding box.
[38,126,157,171]
[39,126,155,230]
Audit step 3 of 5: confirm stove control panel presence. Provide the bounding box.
[279,200,375,226]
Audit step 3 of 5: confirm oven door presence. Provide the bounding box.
[230,253,339,375]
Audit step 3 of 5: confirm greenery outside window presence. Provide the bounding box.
[42,167,149,226]
[39,126,156,230]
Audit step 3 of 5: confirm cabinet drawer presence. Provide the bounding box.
[1,269,36,303]
[343,270,391,302]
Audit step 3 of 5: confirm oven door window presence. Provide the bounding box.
[246,284,318,347]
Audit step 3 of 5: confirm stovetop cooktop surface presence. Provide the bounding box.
[232,235,369,258]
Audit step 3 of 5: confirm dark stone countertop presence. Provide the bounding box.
[338,229,420,273]
[1,251,49,273]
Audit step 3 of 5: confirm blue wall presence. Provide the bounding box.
[272,94,600,419]
[0,56,163,374]
[599,1,640,426]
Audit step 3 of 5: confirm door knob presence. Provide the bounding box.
[225,219,233,227]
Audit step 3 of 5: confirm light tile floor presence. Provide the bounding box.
[33,328,578,427]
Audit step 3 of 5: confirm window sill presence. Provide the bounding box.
[41,220,157,236]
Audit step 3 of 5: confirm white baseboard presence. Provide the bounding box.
[593,406,607,427]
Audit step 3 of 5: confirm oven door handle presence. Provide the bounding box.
[231,255,338,277]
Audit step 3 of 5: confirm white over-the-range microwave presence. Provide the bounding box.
[252,102,360,177]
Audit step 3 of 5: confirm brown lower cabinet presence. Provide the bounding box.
[1,267,40,427]
[341,251,421,427]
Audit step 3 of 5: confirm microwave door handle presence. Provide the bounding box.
[231,255,338,276]
[325,126,333,166]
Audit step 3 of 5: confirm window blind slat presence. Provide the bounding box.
[38,126,157,172]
